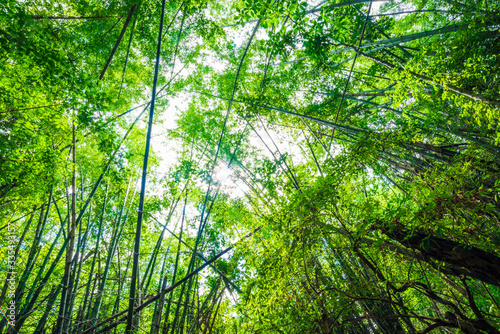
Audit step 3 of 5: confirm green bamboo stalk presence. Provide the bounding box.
[63,203,94,332]
[273,23,477,68]
[187,280,219,334]
[328,2,372,152]
[303,131,323,176]
[118,6,139,98]
[169,259,194,334]
[196,281,222,334]
[180,20,264,306]
[14,227,70,331]
[33,284,62,333]
[150,250,171,334]
[126,0,167,330]
[257,114,301,190]
[107,180,138,333]
[55,120,78,333]
[90,178,133,326]
[359,50,500,108]
[13,203,45,304]
[177,267,196,334]
[243,118,299,189]
[169,12,185,81]
[113,249,132,334]
[87,250,102,322]
[220,0,385,28]
[161,195,187,334]
[206,288,224,334]
[81,185,109,328]
[152,218,242,295]
[360,24,467,50]
[190,91,365,134]
[85,228,261,334]
[188,273,200,333]
[0,205,38,232]
[140,197,182,294]
[14,187,52,304]
[99,5,137,80]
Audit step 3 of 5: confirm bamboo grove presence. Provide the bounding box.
[1,0,500,332]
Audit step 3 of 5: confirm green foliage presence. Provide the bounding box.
[2,0,500,333]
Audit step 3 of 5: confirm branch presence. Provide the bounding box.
[99,5,137,80]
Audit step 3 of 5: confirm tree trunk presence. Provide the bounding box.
[31,16,113,20]
[99,5,137,80]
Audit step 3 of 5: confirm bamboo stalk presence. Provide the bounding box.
[99,5,137,80]
[90,177,132,326]
[0,207,36,305]
[118,8,139,99]
[126,0,167,330]
[82,228,260,334]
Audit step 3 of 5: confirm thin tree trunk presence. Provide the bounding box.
[14,226,69,331]
[359,51,500,106]
[63,205,93,332]
[83,228,260,334]
[10,188,52,324]
[161,196,187,334]
[126,0,166,331]
[118,10,139,98]
[150,248,172,334]
[303,131,323,176]
[113,251,132,334]
[33,284,62,333]
[80,185,108,330]
[54,121,77,333]
[99,5,137,80]
[31,16,113,20]
[90,178,132,326]
[0,207,36,305]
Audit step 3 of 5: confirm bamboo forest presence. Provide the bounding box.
[2,0,500,333]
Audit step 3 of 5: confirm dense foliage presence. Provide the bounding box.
[1,0,500,333]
